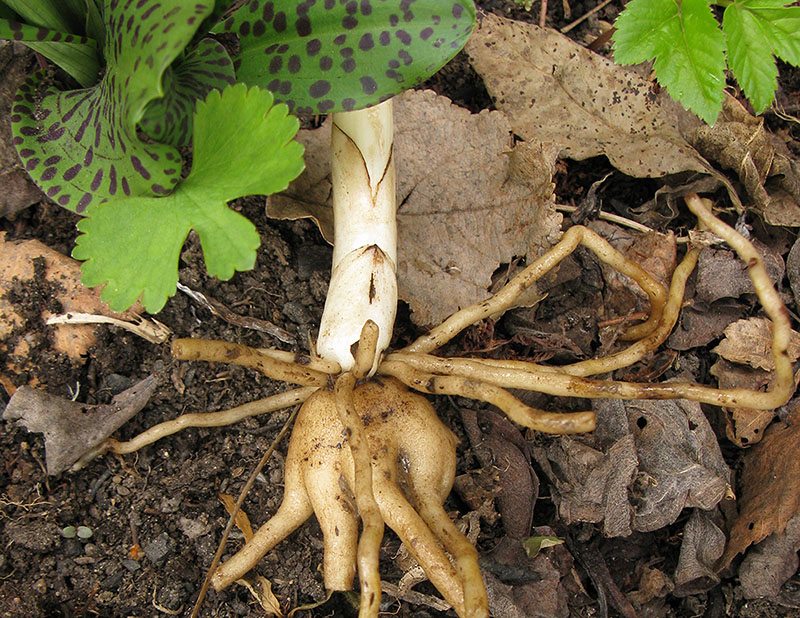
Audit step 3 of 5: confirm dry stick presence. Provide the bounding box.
[108,387,318,454]
[560,0,614,33]
[335,321,384,618]
[172,338,332,386]
[403,225,667,356]
[189,402,302,618]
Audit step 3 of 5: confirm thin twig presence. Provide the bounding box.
[190,403,301,618]
[560,0,614,33]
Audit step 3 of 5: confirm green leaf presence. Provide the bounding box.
[723,2,777,113]
[10,0,215,214]
[1,0,82,32]
[140,38,236,147]
[215,0,476,114]
[73,84,305,313]
[522,535,564,559]
[612,0,727,124]
[0,19,100,85]
[724,0,800,113]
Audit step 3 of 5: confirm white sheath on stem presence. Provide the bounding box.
[316,100,397,374]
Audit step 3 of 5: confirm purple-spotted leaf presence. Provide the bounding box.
[140,38,236,147]
[0,19,100,85]
[216,0,475,114]
[73,84,304,313]
[9,0,215,214]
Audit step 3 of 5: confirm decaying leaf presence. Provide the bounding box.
[238,573,283,617]
[465,12,711,179]
[718,408,800,570]
[695,242,785,305]
[673,509,725,596]
[687,96,800,226]
[268,89,562,327]
[738,515,800,600]
[713,317,800,371]
[710,358,775,447]
[534,398,730,536]
[3,375,158,475]
[667,301,747,351]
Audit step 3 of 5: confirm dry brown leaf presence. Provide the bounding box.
[238,573,283,617]
[718,408,800,570]
[738,515,800,600]
[218,493,254,541]
[713,317,800,371]
[667,301,747,351]
[710,358,775,447]
[0,43,41,217]
[588,222,676,320]
[535,398,730,537]
[673,509,725,596]
[0,233,145,373]
[268,89,562,327]
[695,241,785,304]
[688,96,800,226]
[465,12,712,179]
[2,375,158,475]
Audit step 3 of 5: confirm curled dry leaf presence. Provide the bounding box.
[695,241,785,305]
[267,89,562,327]
[710,359,776,447]
[534,398,730,537]
[687,96,800,226]
[3,375,158,475]
[465,12,712,179]
[718,408,800,570]
[738,515,800,601]
[713,317,800,371]
[673,509,725,596]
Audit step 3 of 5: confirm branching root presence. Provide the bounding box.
[113,194,793,618]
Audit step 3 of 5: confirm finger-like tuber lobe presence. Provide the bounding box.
[212,377,488,618]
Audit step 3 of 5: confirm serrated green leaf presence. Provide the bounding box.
[723,1,779,113]
[10,0,215,214]
[613,0,727,124]
[215,0,475,114]
[727,0,800,66]
[73,84,305,313]
[140,38,236,147]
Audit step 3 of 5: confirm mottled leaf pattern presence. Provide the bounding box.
[10,0,214,213]
[0,19,95,45]
[140,38,236,147]
[73,84,305,312]
[217,0,476,114]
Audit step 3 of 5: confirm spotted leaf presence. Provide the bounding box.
[73,84,305,312]
[216,0,476,114]
[140,38,236,147]
[0,19,100,85]
[10,0,215,214]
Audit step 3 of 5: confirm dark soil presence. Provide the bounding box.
[2,2,800,618]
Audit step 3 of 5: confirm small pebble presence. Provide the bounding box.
[121,559,140,572]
